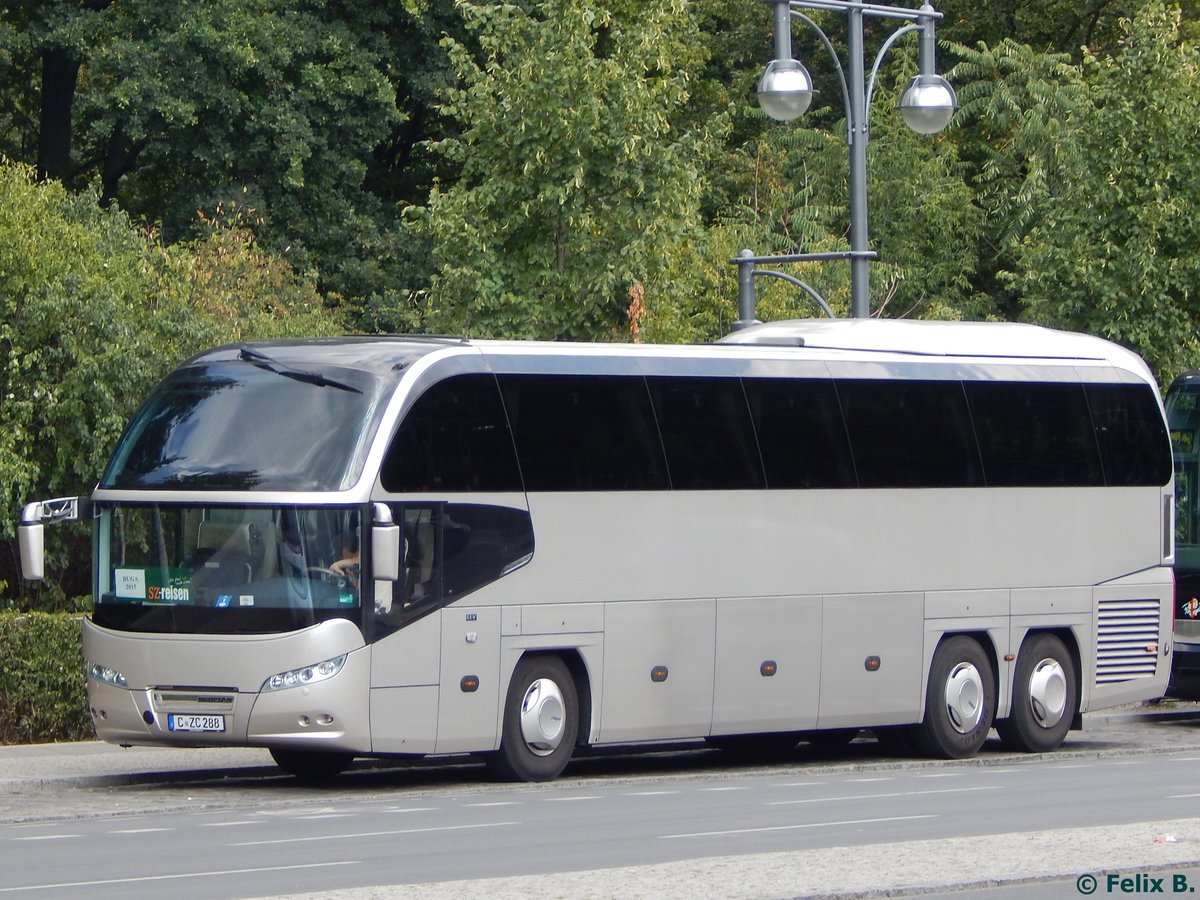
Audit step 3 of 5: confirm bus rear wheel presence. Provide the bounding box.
[489,655,579,782]
[912,635,995,759]
[996,633,1077,753]
[269,747,354,782]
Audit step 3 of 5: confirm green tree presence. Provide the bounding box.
[1001,1,1200,379]
[0,161,341,603]
[418,0,715,340]
[937,0,1151,56]
[0,1,428,306]
[947,39,1088,319]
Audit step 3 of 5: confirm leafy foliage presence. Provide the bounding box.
[998,1,1200,379]
[418,0,714,340]
[0,613,90,744]
[0,161,342,600]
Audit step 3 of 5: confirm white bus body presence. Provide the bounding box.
[21,319,1175,780]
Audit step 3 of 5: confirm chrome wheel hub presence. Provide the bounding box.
[519,678,565,757]
[1027,658,1067,729]
[944,662,985,734]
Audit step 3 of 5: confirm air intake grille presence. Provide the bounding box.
[1096,598,1160,683]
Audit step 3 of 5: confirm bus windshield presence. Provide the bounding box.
[93,504,364,635]
[100,356,387,492]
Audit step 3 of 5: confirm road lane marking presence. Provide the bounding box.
[627,791,678,796]
[662,814,936,839]
[544,796,600,802]
[768,785,1000,805]
[196,820,257,827]
[698,786,749,792]
[110,828,174,834]
[778,782,829,787]
[0,861,360,893]
[463,802,519,808]
[10,835,79,841]
[231,821,516,846]
[384,807,438,813]
[846,777,893,783]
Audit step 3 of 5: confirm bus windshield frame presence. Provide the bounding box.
[92,502,367,635]
[100,355,388,492]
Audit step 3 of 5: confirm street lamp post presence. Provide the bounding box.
[749,0,956,320]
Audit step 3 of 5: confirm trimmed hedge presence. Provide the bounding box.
[0,612,91,744]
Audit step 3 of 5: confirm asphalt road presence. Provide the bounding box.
[3,703,1200,899]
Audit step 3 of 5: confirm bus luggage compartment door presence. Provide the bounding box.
[598,598,715,743]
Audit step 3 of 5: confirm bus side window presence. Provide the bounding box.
[380,374,522,493]
[404,505,441,609]
[372,502,534,636]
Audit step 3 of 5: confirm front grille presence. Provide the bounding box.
[1096,597,1161,683]
[152,690,237,712]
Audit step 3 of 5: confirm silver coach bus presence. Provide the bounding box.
[20,319,1174,781]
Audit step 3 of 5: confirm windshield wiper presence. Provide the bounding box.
[237,347,363,394]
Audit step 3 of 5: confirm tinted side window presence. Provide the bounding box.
[647,377,765,489]
[837,379,982,488]
[965,382,1103,487]
[498,375,669,491]
[1086,383,1170,486]
[381,374,522,493]
[372,503,534,636]
[743,378,856,488]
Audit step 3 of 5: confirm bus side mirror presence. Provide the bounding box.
[372,503,401,582]
[18,496,90,582]
[18,521,44,581]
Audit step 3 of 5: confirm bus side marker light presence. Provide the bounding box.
[760,660,778,677]
[1004,654,1016,662]
[864,656,881,672]
[651,666,669,683]
[461,676,480,693]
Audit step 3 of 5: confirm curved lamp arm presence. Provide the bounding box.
[754,269,837,320]
[864,23,922,126]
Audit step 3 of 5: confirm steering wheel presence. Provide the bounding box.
[306,566,347,585]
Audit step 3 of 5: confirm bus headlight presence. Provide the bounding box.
[261,654,348,693]
[87,662,128,688]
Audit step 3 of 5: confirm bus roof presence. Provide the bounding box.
[718,319,1128,362]
[191,319,1151,383]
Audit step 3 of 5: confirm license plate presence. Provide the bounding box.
[167,714,225,733]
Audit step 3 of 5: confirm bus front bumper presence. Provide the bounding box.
[85,649,372,752]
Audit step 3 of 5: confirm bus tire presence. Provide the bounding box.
[269,747,354,782]
[996,633,1077,753]
[489,655,579,782]
[912,635,995,759]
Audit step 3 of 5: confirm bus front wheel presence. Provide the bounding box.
[996,633,1077,753]
[913,635,995,759]
[489,655,579,782]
